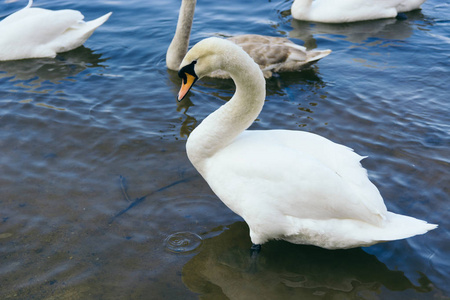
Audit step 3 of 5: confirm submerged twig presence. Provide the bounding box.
[119,175,131,202]
[109,177,192,224]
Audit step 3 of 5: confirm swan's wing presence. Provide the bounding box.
[1,8,84,39]
[205,130,387,227]
[0,7,110,60]
[396,0,426,12]
[229,34,331,74]
[292,0,401,22]
[0,8,84,58]
[0,4,34,27]
[49,11,112,53]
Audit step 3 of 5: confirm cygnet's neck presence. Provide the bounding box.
[186,47,266,170]
[166,0,196,70]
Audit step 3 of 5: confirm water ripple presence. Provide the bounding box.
[164,232,203,253]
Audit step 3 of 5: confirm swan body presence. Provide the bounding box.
[177,37,437,249]
[291,0,427,23]
[167,0,331,78]
[0,0,111,61]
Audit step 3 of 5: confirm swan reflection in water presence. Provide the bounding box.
[287,9,428,48]
[183,222,436,299]
[0,46,109,87]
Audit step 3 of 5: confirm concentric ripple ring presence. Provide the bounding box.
[164,232,202,253]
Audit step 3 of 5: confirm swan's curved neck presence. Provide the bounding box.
[166,0,196,70]
[186,49,266,169]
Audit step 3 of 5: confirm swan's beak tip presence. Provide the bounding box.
[177,72,197,102]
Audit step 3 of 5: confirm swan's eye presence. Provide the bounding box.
[177,60,199,101]
[178,60,198,84]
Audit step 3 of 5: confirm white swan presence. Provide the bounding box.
[167,0,331,79]
[0,0,112,61]
[291,0,427,23]
[177,37,437,250]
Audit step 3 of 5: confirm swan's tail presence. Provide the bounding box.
[283,212,436,249]
[375,212,437,242]
[53,12,112,54]
[71,11,112,47]
[302,48,332,63]
[287,43,332,64]
[82,12,113,35]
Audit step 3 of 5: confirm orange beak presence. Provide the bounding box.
[177,73,197,102]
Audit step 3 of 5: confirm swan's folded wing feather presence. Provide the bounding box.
[50,12,112,53]
[206,130,387,226]
[285,42,332,63]
[0,7,110,60]
[29,9,85,43]
[0,8,84,46]
[229,34,331,73]
[230,37,291,68]
[265,130,388,217]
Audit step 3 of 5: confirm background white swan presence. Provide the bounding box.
[0,0,112,61]
[167,0,331,78]
[176,37,437,250]
[291,0,427,23]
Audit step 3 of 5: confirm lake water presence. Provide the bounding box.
[0,0,448,299]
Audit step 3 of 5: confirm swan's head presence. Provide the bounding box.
[177,37,243,101]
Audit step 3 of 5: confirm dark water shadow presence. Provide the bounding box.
[0,46,109,87]
[183,222,436,299]
[265,67,326,96]
[288,10,429,48]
